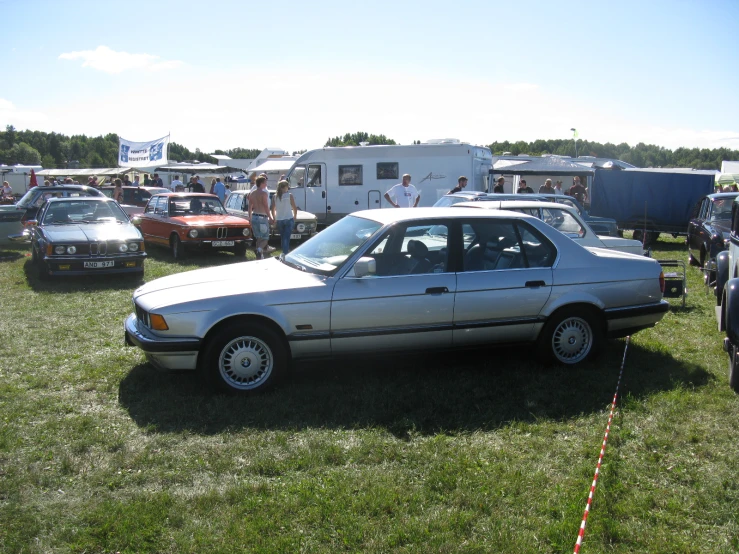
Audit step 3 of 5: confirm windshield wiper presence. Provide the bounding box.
[281,257,307,272]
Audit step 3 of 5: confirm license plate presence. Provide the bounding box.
[290,234,302,239]
[84,261,115,269]
[212,241,235,247]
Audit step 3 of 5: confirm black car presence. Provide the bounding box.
[2,185,104,246]
[29,197,146,279]
[687,192,739,283]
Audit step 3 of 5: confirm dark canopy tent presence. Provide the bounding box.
[490,156,595,177]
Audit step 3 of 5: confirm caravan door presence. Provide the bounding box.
[304,163,327,221]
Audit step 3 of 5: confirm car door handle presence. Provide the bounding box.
[525,280,546,288]
[425,287,449,294]
[322,191,326,198]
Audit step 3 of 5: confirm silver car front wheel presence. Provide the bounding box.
[203,321,286,394]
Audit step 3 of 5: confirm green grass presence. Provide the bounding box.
[0,236,738,553]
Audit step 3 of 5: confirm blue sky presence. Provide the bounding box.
[1,0,738,153]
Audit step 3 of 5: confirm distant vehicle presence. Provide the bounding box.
[590,168,716,244]
[223,189,318,242]
[100,186,170,217]
[455,200,644,255]
[29,197,146,280]
[714,195,739,392]
[284,141,493,225]
[2,185,104,246]
[125,207,668,395]
[687,193,738,284]
[434,192,620,236]
[133,193,252,259]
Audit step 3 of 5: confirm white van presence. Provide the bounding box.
[284,142,493,224]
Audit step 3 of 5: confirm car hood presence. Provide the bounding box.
[133,258,327,311]
[168,215,250,226]
[43,223,143,242]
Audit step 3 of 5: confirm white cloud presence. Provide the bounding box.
[58,46,183,74]
[6,68,739,156]
[0,98,47,128]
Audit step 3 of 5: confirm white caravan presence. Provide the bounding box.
[284,142,493,224]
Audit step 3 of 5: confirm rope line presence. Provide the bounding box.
[573,336,630,554]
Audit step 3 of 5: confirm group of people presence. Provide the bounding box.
[491,175,588,202]
[246,174,298,259]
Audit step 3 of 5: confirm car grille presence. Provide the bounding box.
[134,301,150,328]
[198,227,248,238]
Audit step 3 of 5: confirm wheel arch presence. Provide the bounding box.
[198,314,291,369]
[541,302,607,336]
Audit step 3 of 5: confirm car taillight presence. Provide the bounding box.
[659,271,665,294]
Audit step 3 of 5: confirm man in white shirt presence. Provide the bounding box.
[170,175,183,192]
[384,174,420,208]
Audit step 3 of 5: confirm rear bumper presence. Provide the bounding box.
[604,300,670,338]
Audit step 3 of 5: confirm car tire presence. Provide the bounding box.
[33,247,49,281]
[202,321,287,394]
[729,343,739,393]
[170,234,183,260]
[537,307,602,365]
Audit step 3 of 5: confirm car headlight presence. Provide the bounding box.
[54,245,65,254]
[67,246,76,254]
[296,223,306,233]
[242,228,250,237]
[188,229,199,238]
[118,243,129,252]
[128,242,139,252]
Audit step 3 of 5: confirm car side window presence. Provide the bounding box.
[154,197,167,215]
[516,223,556,268]
[541,208,585,237]
[699,199,709,220]
[366,221,450,276]
[463,220,555,271]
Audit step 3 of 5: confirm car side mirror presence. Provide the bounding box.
[353,257,376,277]
[131,216,141,225]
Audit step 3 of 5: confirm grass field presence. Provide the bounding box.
[1,237,738,553]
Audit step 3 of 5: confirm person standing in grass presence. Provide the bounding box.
[248,176,274,259]
[271,180,298,255]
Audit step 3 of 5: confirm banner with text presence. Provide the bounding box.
[118,135,169,168]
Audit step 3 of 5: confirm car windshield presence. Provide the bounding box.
[169,196,226,216]
[284,215,382,275]
[711,199,734,222]
[42,200,129,225]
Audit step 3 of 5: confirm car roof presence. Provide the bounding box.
[708,192,739,200]
[45,196,115,204]
[351,207,538,225]
[151,192,217,197]
[33,185,100,193]
[471,200,580,213]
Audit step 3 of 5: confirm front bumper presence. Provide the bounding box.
[43,253,146,276]
[124,313,201,370]
[183,238,251,251]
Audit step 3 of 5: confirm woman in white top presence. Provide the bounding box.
[270,180,298,254]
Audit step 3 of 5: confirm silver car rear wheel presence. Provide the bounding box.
[537,307,602,366]
[551,316,592,364]
[219,336,273,390]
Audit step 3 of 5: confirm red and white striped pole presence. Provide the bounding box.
[573,336,630,554]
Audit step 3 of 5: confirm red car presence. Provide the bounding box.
[134,193,252,258]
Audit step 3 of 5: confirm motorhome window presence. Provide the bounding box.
[307,165,322,187]
[376,162,399,180]
[289,166,306,189]
[339,165,363,186]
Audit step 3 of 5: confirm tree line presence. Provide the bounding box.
[2,126,738,171]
